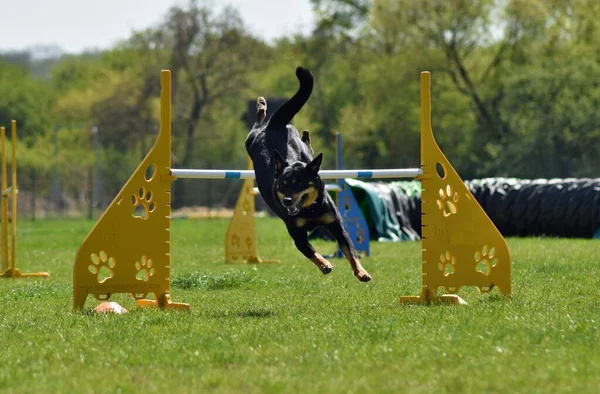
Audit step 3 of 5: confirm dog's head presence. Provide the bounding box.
[273,151,323,216]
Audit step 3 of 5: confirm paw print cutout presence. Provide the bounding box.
[438,251,456,276]
[231,234,240,249]
[342,197,352,216]
[474,245,497,276]
[241,197,251,215]
[357,226,365,244]
[131,186,156,220]
[245,236,253,250]
[436,185,459,217]
[135,256,155,282]
[88,251,116,283]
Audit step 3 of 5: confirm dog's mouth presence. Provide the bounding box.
[285,194,308,216]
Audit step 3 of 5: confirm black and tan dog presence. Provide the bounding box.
[245,67,371,282]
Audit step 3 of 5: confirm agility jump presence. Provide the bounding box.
[72,69,511,310]
[0,121,49,279]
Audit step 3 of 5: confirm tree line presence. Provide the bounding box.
[0,0,598,217]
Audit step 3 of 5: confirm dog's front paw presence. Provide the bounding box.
[320,263,334,275]
[356,271,372,282]
[311,253,333,275]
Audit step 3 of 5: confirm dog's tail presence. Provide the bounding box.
[268,67,313,129]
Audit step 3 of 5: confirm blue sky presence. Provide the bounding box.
[0,0,316,54]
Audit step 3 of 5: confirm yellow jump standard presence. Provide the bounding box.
[1,121,49,279]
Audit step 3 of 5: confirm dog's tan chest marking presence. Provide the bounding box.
[295,213,335,228]
[295,218,307,227]
[319,213,336,224]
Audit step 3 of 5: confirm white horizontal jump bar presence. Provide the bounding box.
[252,184,341,194]
[171,168,423,180]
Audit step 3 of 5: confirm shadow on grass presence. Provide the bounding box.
[467,292,512,307]
[206,308,276,319]
[238,309,275,318]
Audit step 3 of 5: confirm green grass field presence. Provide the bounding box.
[1,218,599,393]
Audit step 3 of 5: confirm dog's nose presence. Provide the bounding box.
[282,197,293,207]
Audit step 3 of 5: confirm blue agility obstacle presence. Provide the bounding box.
[331,132,370,258]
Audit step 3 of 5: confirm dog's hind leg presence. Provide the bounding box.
[286,225,333,275]
[255,97,267,125]
[324,220,371,282]
[301,129,314,154]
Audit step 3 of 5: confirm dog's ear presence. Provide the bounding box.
[274,150,287,175]
[307,153,323,173]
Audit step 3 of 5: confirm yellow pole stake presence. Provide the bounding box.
[1,126,8,272]
[11,120,17,272]
[0,120,48,279]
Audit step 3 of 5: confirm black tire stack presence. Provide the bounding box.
[467,178,600,238]
[351,178,600,240]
